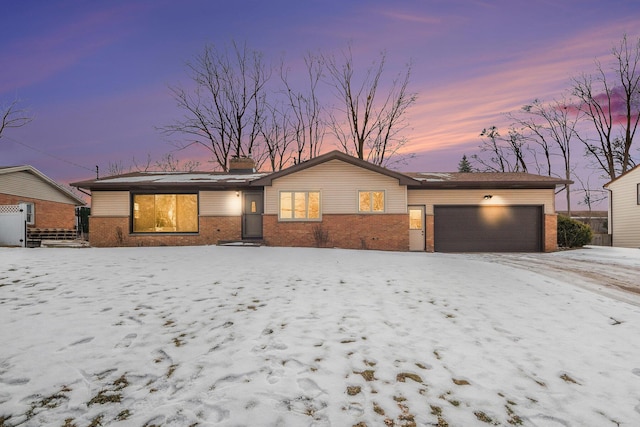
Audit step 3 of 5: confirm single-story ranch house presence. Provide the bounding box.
[71,151,570,252]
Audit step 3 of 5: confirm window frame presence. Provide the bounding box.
[278,190,322,221]
[20,202,35,225]
[358,190,386,213]
[130,192,199,234]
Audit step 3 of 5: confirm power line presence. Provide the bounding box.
[3,136,96,173]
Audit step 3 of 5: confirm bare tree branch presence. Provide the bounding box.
[324,47,416,166]
[572,34,640,180]
[0,99,33,139]
[160,42,271,171]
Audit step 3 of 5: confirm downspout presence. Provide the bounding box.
[607,187,613,246]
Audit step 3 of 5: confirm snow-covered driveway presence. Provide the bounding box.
[1,245,639,426]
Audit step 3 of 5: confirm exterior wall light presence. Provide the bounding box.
[483,195,493,200]
[236,191,240,197]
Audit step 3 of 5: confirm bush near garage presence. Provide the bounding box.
[557,215,593,248]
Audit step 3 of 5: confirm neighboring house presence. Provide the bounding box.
[71,151,569,252]
[604,165,640,248]
[0,165,86,245]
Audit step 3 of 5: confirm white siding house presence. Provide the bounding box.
[604,165,640,248]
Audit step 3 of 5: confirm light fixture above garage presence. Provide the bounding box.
[483,194,493,199]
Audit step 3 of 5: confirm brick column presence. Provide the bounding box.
[544,214,558,252]
[425,214,435,252]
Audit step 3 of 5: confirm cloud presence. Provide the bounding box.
[404,19,640,158]
[0,3,147,95]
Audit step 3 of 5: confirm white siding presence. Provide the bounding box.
[408,189,556,214]
[607,167,640,247]
[91,191,130,216]
[0,171,78,204]
[200,191,242,216]
[264,160,407,214]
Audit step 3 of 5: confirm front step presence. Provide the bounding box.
[217,239,264,247]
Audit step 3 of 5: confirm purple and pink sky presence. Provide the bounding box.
[2,0,640,207]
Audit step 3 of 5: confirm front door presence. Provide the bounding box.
[242,192,263,239]
[409,205,425,251]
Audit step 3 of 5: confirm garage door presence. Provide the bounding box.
[434,205,543,252]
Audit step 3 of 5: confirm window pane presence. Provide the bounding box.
[26,203,34,224]
[280,192,292,218]
[133,194,197,233]
[308,192,320,218]
[133,195,155,232]
[176,194,198,232]
[155,194,176,231]
[409,209,423,230]
[372,192,384,212]
[294,192,307,218]
[359,191,371,212]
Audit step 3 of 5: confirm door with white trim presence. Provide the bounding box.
[409,205,425,251]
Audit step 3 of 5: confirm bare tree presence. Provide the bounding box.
[260,102,295,171]
[571,34,640,180]
[280,52,326,164]
[471,126,529,172]
[509,97,581,215]
[153,153,200,172]
[324,47,416,166]
[0,99,32,140]
[161,42,271,171]
[107,153,199,176]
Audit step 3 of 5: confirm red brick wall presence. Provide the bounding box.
[0,194,76,229]
[263,214,409,251]
[425,214,435,252]
[545,214,558,252]
[89,216,242,247]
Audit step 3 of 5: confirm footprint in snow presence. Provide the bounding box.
[632,368,640,377]
[115,333,137,348]
[297,378,325,397]
[0,377,30,385]
[70,337,94,346]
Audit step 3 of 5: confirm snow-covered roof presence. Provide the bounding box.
[72,171,269,190]
[71,153,571,191]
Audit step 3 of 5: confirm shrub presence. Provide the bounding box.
[557,215,593,248]
[312,224,330,247]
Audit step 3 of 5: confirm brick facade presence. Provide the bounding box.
[262,214,409,251]
[0,194,76,229]
[425,214,435,252]
[88,216,242,247]
[544,214,558,252]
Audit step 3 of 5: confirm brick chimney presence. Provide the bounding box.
[228,156,256,173]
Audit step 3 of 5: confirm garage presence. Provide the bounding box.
[434,205,543,252]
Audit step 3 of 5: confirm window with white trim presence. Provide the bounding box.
[358,191,385,213]
[279,191,320,220]
[22,202,34,225]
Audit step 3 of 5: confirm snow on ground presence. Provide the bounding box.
[1,245,640,427]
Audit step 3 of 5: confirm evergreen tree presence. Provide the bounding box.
[458,154,472,172]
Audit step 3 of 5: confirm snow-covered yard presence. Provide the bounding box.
[1,245,640,427]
